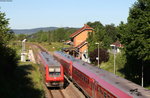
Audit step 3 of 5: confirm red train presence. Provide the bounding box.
[54,51,150,98]
[39,52,64,88]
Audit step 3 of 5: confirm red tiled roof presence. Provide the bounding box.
[111,41,123,48]
[65,40,71,43]
[75,40,87,49]
[70,24,93,38]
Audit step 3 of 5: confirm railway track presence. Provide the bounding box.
[30,43,66,98]
[49,89,65,98]
[59,90,65,98]
[30,43,86,98]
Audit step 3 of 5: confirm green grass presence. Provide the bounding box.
[146,86,150,90]
[9,41,22,57]
[100,52,126,78]
[100,52,150,90]
[19,62,44,91]
[0,61,45,98]
[36,42,70,51]
[0,41,45,98]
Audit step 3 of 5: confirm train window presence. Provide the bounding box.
[74,69,77,74]
[84,77,89,84]
[104,92,107,98]
[89,82,93,89]
[87,79,89,84]
[98,87,103,94]
[49,72,60,77]
[49,67,61,77]
[77,70,80,76]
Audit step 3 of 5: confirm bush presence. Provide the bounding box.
[89,48,109,65]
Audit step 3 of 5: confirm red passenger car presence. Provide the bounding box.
[39,52,64,88]
[72,61,131,98]
[54,51,150,98]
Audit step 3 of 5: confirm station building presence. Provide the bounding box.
[63,24,93,62]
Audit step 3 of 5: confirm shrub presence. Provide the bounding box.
[89,48,109,65]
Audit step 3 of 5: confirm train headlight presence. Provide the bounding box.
[49,68,54,72]
[55,68,60,72]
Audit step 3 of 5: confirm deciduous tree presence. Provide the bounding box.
[120,0,150,86]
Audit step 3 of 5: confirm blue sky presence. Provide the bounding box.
[0,0,136,29]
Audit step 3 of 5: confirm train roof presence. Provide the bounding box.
[54,51,76,62]
[40,52,60,67]
[73,59,150,98]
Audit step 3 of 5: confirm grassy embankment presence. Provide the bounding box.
[34,42,70,52]
[1,41,45,98]
[100,52,126,78]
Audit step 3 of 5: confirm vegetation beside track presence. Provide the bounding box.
[100,52,126,78]
[31,42,70,52]
[0,41,45,98]
[0,61,45,98]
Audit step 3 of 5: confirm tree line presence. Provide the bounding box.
[0,11,18,76]
[25,28,77,43]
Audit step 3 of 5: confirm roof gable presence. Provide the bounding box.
[70,24,93,38]
[111,41,123,48]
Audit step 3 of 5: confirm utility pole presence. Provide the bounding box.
[142,62,143,87]
[114,50,116,74]
[48,31,51,45]
[95,42,100,68]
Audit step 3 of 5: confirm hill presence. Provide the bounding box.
[27,27,78,42]
[12,27,58,34]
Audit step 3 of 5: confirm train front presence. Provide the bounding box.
[45,65,64,88]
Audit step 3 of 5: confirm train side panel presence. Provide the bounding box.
[72,66,93,97]
[53,51,138,97]
[94,82,116,98]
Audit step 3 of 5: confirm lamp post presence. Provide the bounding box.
[113,45,117,74]
[22,39,26,52]
[110,44,117,74]
[95,42,100,68]
[21,39,26,62]
[142,62,143,87]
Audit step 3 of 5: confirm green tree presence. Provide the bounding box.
[104,24,117,48]
[0,12,10,45]
[87,21,105,52]
[0,11,18,75]
[121,0,150,86]
[87,21,118,51]
[17,34,27,41]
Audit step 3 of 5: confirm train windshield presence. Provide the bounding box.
[49,67,61,77]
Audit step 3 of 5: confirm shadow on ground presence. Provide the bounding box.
[118,58,150,88]
[0,64,44,98]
